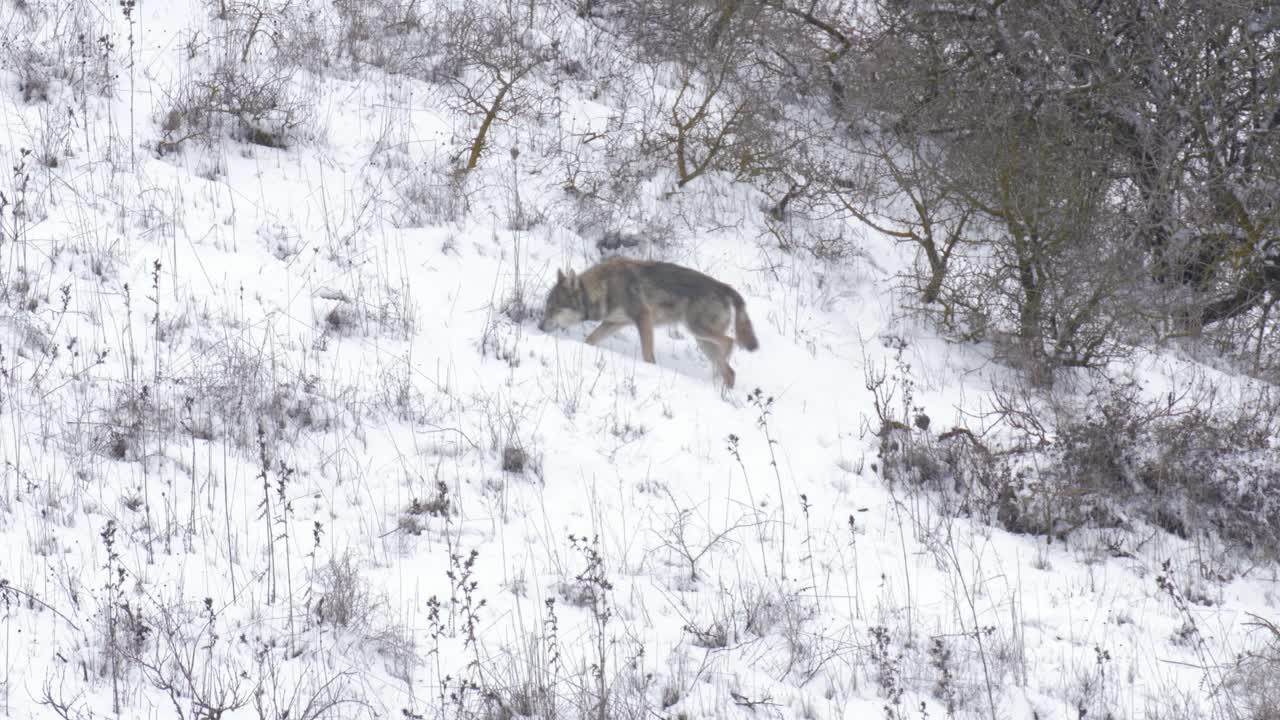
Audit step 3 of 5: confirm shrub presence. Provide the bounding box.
[881,375,1280,558]
[158,61,303,155]
[990,379,1279,556]
[312,551,381,629]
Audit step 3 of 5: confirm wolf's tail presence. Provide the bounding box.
[728,289,759,351]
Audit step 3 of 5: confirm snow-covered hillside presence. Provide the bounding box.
[1,1,1277,719]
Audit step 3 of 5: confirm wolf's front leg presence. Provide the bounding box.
[585,322,626,345]
[634,312,657,363]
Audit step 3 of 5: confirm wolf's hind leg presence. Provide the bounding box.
[696,337,735,388]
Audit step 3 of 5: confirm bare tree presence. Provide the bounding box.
[440,3,557,173]
[837,132,972,309]
[832,0,1280,373]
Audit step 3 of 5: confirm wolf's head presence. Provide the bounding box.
[538,269,587,332]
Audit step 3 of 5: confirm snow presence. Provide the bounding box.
[0,1,1276,719]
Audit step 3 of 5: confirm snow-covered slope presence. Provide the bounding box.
[1,2,1276,719]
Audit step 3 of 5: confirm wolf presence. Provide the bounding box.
[538,257,759,388]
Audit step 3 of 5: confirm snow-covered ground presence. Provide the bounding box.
[1,2,1277,719]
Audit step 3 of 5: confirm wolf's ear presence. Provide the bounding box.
[563,268,578,286]
[556,269,566,284]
